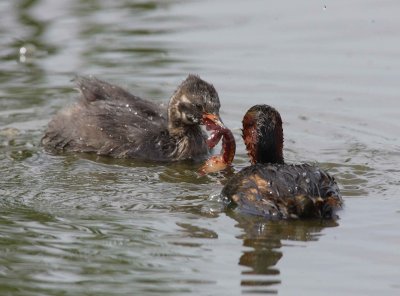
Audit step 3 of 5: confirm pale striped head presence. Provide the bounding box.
[168,75,222,129]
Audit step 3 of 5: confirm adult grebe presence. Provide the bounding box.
[221,105,342,219]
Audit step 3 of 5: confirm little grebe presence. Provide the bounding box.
[221,105,342,219]
[42,75,227,162]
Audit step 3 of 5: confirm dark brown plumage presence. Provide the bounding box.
[222,105,342,219]
[42,75,223,161]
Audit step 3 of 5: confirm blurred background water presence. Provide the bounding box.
[0,0,399,295]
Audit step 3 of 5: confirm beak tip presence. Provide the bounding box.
[202,112,225,128]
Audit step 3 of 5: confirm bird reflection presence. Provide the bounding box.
[227,211,338,294]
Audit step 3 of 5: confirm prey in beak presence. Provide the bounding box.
[202,113,227,149]
[202,113,226,130]
[199,112,236,175]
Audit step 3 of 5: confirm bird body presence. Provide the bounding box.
[42,75,223,162]
[222,105,342,219]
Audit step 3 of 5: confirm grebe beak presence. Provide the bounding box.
[202,113,226,130]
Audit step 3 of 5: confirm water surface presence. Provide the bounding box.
[1,0,399,295]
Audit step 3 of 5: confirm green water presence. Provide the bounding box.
[1,0,399,295]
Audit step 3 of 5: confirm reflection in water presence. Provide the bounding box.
[0,0,59,129]
[69,0,185,80]
[12,0,56,81]
[1,0,399,295]
[228,212,338,294]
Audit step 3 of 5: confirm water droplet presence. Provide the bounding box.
[126,104,129,108]
[302,172,307,177]
[222,196,230,204]
[134,111,138,115]
[18,44,36,61]
[305,178,310,183]
[19,47,27,55]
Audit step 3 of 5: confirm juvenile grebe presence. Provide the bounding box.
[221,105,342,219]
[42,75,227,162]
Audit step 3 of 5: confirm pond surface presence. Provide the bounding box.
[1,0,400,295]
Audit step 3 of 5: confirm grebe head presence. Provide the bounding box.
[168,75,224,131]
[242,104,284,164]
